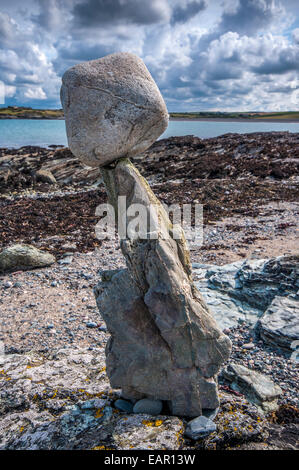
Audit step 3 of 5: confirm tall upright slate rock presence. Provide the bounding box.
[61,52,231,417]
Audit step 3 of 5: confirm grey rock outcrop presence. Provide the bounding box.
[0,244,55,273]
[257,296,299,351]
[61,52,168,167]
[94,159,231,416]
[202,391,268,449]
[221,363,282,414]
[193,255,299,336]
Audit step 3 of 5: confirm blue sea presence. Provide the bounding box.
[0,119,298,148]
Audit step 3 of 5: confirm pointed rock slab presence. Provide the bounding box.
[94,159,231,417]
[61,52,168,167]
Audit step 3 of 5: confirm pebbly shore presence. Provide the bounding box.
[0,132,298,450]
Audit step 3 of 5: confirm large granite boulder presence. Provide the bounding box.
[61,52,168,167]
[1,347,269,450]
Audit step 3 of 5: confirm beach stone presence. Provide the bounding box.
[85,322,97,328]
[61,52,168,167]
[114,399,134,413]
[3,281,13,288]
[185,415,217,440]
[0,244,55,273]
[257,296,299,351]
[133,399,163,416]
[35,169,56,184]
[221,363,282,413]
[58,254,73,265]
[202,407,219,421]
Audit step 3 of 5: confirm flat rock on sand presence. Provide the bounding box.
[61,52,168,167]
[221,363,282,413]
[0,244,55,273]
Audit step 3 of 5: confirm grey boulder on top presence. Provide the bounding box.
[61,52,169,167]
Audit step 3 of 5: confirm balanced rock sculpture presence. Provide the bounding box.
[61,52,231,416]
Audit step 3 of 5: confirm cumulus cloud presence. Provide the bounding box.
[171,0,206,25]
[218,0,287,36]
[72,0,171,27]
[32,0,66,31]
[0,0,298,110]
[24,86,47,99]
[0,12,15,45]
[292,28,299,44]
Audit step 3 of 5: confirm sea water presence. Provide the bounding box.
[0,118,298,148]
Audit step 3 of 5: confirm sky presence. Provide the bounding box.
[0,0,298,111]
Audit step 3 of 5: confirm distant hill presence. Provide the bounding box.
[0,106,64,119]
[0,106,298,120]
[170,111,299,120]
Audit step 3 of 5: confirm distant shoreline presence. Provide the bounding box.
[0,116,299,124]
[1,106,299,123]
[0,116,64,120]
[170,117,299,124]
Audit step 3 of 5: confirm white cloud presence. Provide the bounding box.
[0,0,298,110]
[24,86,47,99]
[293,28,299,44]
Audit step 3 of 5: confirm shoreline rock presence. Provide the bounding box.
[0,244,55,273]
[193,255,299,353]
[221,363,282,413]
[2,345,296,450]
